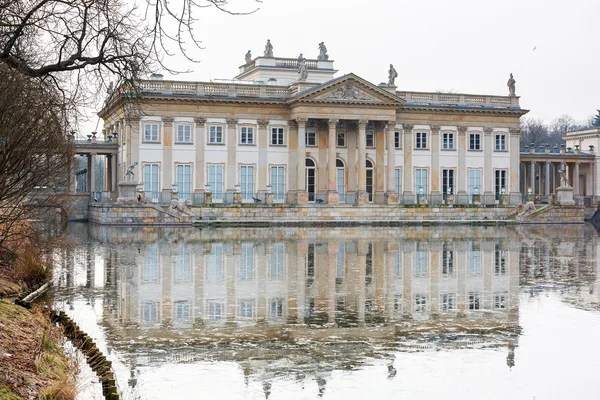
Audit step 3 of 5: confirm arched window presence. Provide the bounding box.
[366,160,374,202]
[305,158,316,201]
[336,159,345,202]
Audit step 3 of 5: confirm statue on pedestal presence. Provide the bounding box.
[559,168,569,187]
[388,64,398,86]
[264,39,273,57]
[317,42,328,60]
[124,162,138,182]
[507,73,516,96]
[245,50,252,64]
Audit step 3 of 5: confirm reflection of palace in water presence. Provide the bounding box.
[79,226,527,334]
[54,224,600,398]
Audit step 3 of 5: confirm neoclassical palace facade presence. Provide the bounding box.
[99,51,527,205]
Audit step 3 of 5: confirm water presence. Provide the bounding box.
[51,223,600,400]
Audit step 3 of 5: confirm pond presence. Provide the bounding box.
[51,223,600,400]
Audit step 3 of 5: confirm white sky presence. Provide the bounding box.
[87,0,599,134]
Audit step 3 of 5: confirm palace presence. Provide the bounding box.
[98,43,527,205]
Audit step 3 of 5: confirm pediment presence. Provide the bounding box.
[288,74,404,106]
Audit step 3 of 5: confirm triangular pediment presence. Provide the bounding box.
[288,74,404,106]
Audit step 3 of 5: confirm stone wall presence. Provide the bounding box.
[67,193,91,221]
[89,203,192,225]
[519,205,585,224]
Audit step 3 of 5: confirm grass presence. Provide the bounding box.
[0,301,76,400]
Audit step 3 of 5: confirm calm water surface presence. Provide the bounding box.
[51,223,600,400]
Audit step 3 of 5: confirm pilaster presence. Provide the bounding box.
[194,117,207,192]
[430,125,441,199]
[483,127,494,199]
[226,118,238,192]
[162,117,174,193]
[402,124,414,197]
[296,119,307,203]
[327,119,338,204]
[457,126,467,195]
[509,128,521,196]
[258,119,269,192]
[357,120,368,204]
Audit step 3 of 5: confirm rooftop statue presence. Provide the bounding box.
[507,73,516,96]
[264,39,273,57]
[298,55,308,82]
[318,42,328,61]
[388,64,398,86]
[245,50,252,64]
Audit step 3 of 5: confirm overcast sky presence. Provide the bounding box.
[89,0,599,134]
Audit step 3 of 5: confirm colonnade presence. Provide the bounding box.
[521,159,596,196]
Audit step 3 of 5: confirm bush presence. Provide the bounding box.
[13,249,51,287]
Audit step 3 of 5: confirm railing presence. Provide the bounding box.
[398,91,519,108]
[274,58,318,69]
[138,80,292,99]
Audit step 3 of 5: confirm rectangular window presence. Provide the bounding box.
[306,129,317,146]
[270,298,284,318]
[143,245,159,282]
[270,166,285,202]
[468,169,482,196]
[207,301,223,321]
[415,242,428,277]
[366,128,374,147]
[468,292,481,310]
[442,169,455,198]
[393,250,401,277]
[175,246,191,281]
[271,127,285,145]
[415,168,428,194]
[240,165,255,201]
[239,299,254,319]
[306,243,315,279]
[414,294,427,313]
[208,165,224,201]
[394,131,401,149]
[366,243,373,279]
[416,132,427,149]
[240,126,255,145]
[209,125,223,144]
[239,243,254,280]
[176,164,192,199]
[494,243,507,275]
[174,301,190,321]
[142,301,158,322]
[394,168,402,195]
[495,169,507,200]
[441,293,457,313]
[495,134,507,151]
[494,293,507,309]
[143,164,160,202]
[144,123,159,142]
[469,133,481,150]
[176,124,191,143]
[270,243,284,280]
[206,243,223,282]
[442,242,454,276]
[468,242,481,275]
[442,132,455,150]
[337,131,346,147]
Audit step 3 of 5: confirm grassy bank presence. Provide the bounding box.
[0,301,76,400]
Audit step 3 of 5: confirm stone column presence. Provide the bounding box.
[258,120,269,193]
[89,153,96,193]
[111,153,117,194]
[574,162,580,195]
[106,154,112,191]
[296,119,308,204]
[403,123,414,198]
[226,118,238,192]
[430,125,441,202]
[162,117,174,193]
[530,161,536,195]
[545,162,551,195]
[385,122,398,204]
[509,128,521,197]
[327,119,339,205]
[357,120,369,204]
[483,127,494,202]
[457,126,467,196]
[194,117,206,192]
